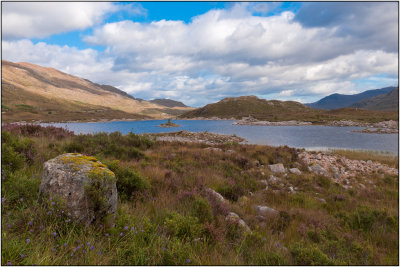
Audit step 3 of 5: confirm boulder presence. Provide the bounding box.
[39,153,117,225]
[254,205,279,218]
[205,188,226,204]
[269,163,286,173]
[289,168,302,175]
[309,163,329,177]
[225,212,251,232]
[268,175,282,184]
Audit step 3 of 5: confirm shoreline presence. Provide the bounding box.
[3,118,398,133]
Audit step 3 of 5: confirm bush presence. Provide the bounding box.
[192,197,213,223]
[290,242,333,265]
[2,124,74,140]
[64,132,153,160]
[349,205,394,232]
[105,160,149,201]
[164,212,203,241]
[1,131,36,171]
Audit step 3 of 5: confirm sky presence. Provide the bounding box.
[2,2,398,107]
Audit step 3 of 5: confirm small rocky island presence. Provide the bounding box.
[157,119,180,128]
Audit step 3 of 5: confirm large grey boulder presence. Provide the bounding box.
[269,163,286,173]
[289,168,302,175]
[39,153,118,225]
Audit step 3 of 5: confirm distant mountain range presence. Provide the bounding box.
[351,87,398,111]
[149,98,188,108]
[1,60,193,122]
[305,86,396,110]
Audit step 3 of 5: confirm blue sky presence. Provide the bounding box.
[2,2,398,106]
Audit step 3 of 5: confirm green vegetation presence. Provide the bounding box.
[181,96,398,123]
[1,125,398,265]
[158,119,180,127]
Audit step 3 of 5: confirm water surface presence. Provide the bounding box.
[43,120,398,154]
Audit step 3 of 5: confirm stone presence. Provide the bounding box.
[225,150,234,154]
[204,147,223,152]
[205,188,226,204]
[268,175,282,184]
[226,212,251,232]
[289,168,302,175]
[269,163,286,174]
[359,183,366,190]
[288,186,296,194]
[254,205,279,218]
[39,153,117,225]
[315,197,326,203]
[309,163,329,177]
[259,179,268,186]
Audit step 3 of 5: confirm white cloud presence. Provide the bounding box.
[2,2,117,39]
[2,3,398,106]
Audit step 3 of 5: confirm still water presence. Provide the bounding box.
[43,120,399,154]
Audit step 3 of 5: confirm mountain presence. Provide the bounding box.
[351,87,399,111]
[305,86,395,110]
[180,95,318,121]
[1,60,192,122]
[149,98,188,108]
[180,95,398,123]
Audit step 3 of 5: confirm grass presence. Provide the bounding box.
[329,149,398,168]
[1,124,398,265]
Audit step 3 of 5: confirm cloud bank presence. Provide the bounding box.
[2,2,398,106]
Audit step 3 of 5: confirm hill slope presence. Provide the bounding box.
[149,98,188,108]
[306,86,395,110]
[1,60,192,122]
[180,95,398,123]
[351,87,399,111]
[181,96,318,121]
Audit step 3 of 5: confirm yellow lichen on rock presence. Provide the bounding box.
[59,153,114,177]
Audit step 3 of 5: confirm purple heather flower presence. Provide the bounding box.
[7,261,11,265]
[90,246,94,251]
[39,226,43,229]
[19,198,23,201]
[10,162,12,166]
[29,222,33,226]
[124,226,129,230]
[53,232,57,236]
[98,251,102,255]
[120,232,124,237]
[87,242,90,246]
[152,198,156,201]
[30,229,34,233]
[99,224,103,228]
[131,226,135,231]
[20,254,25,258]
[263,237,266,241]
[77,246,81,250]
[105,233,109,237]
[2,198,5,203]
[63,243,67,247]
[70,253,74,257]
[187,259,190,263]
[163,247,166,251]
[7,224,11,228]
[47,211,51,215]
[2,177,5,180]
[83,249,86,253]
[26,238,30,243]
[52,248,56,252]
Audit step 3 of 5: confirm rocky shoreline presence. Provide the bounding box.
[145,131,246,145]
[233,120,312,126]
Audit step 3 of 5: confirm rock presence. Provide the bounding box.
[39,153,117,225]
[205,188,226,204]
[204,147,223,152]
[359,183,366,190]
[226,212,251,232]
[254,205,279,218]
[289,168,302,175]
[309,163,329,177]
[269,163,286,174]
[268,175,282,184]
[259,179,268,186]
[225,150,234,154]
[315,197,326,203]
[333,172,341,179]
[288,186,296,194]
[367,160,372,164]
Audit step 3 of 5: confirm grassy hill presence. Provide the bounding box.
[1,60,193,122]
[149,98,188,108]
[305,86,395,110]
[351,87,399,111]
[180,96,398,123]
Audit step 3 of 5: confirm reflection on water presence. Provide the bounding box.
[42,120,399,154]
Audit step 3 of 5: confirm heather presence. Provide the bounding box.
[1,124,398,265]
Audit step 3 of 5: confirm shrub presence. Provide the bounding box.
[64,132,153,160]
[290,242,333,265]
[192,197,213,223]
[349,205,393,232]
[2,124,74,140]
[1,131,36,171]
[164,212,203,241]
[105,160,149,201]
